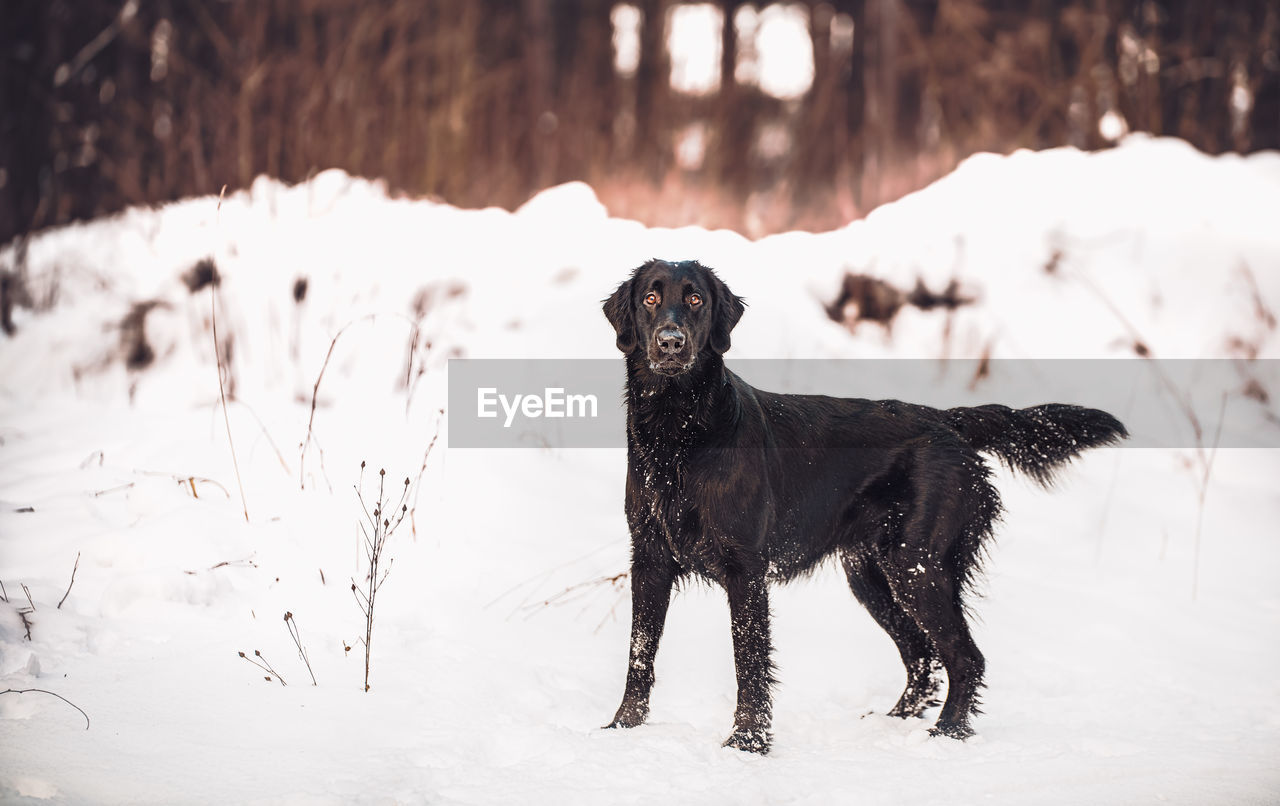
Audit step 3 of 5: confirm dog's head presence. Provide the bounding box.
[603,260,745,377]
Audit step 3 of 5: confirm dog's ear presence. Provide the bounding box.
[602,277,637,353]
[708,271,745,354]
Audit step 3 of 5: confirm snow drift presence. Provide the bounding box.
[1,136,1278,804]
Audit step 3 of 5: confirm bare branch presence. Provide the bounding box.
[57,552,80,609]
[1192,394,1228,600]
[410,412,444,537]
[284,612,317,686]
[239,650,286,686]
[220,398,292,474]
[211,280,249,522]
[299,314,417,490]
[1,688,90,730]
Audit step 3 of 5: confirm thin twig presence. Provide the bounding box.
[308,432,335,494]
[57,552,80,609]
[350,580,370,617]
[299,313,417,489]
[211,186,248,522]
[92,482,135,497]
[221,398,291,474]
[403,328,437,415]
[239,650,286,686]
[0,688,90,730]
[284,612,317,686]
[1075,269,1231,596]
[518,572,629,619]
[0,579,8,602]
[484,543,617,610]
[1191,394,1228,600]
[410,411,444,537]
[129,470,231,498]
[1075,271,1206,457]
[21,584,35,611]
[595,584,630,634]
[403,321,422,387]
[208,555,257,571]
[300,315,377,490]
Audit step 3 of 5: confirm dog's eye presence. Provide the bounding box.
[688,293,702,307]
[644,292,659,306]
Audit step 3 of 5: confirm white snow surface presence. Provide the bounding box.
[2,136,1279,804]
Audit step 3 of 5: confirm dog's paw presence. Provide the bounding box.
[928,721,975,741]
[603,703,648,730]
[886,704,928,720]
[722,727,772,755]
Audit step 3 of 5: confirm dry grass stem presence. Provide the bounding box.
[0,688,90,730]
[57,551,80,609]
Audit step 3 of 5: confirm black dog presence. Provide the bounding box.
[601,259,1126,754]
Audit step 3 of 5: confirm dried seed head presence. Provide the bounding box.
[238,651,246,658]
[401,505,407,512]
[284,612,292,621]
[361,460,366,469]
[379,468,385,477]
[404,478,409,486]
[384,519,390,529]
[254,650,262,657]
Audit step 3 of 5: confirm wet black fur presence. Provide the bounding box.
[601,259,1128,754]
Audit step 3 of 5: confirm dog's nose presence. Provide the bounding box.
[656,328,685,354]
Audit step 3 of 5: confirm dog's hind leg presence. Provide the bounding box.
[840,546,942,719]
[880,463,990,739]
[880,545,985,740]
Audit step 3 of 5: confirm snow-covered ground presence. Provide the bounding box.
[2,136,1279,804]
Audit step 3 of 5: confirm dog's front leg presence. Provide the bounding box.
[605,547,676,729]
[723,571,775,754]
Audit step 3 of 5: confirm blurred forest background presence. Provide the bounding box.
[2,0,1278,247]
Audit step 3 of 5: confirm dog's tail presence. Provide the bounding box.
[946,403,1128,486]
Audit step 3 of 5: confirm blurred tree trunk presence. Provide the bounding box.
[895,0,936,177]
[1250,2,1280,149]
[1,1,58,242]
[468,0,520,202]
[862,0,898,210]
[634,0,671,179]
[553,0,617,184]
[838,0,867,212]
[714,0,752,195]
[524,0,555,189]
[797,1,838,210]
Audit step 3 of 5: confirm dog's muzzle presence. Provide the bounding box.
[648,327,694,374]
